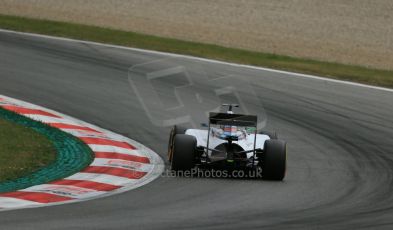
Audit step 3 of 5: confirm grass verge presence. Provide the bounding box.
[0,14,392,88]
[0,106,93,192]
[0,117,56,182]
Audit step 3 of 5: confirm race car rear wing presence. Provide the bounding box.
[209,112,257,127]
[206,112,259,156]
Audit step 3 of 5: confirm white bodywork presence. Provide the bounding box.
[185,129,270,158]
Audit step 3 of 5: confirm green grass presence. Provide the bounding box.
[0,14,392,88]
[0,117,56,182]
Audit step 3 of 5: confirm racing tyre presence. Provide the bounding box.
[171,134,196,171]
[261,139,286,180]
[259,130,278,139]
[168,125,187,162]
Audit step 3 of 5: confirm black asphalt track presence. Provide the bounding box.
[0,31,392,229]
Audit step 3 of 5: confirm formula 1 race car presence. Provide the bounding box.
[168,104,286,180]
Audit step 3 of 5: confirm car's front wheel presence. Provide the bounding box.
[259,130,278,139]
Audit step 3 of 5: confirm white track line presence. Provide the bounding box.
[0,28,391,93]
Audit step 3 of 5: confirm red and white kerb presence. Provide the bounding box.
[0,95,163,210]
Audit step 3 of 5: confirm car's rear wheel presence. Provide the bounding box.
[168,125,187,162]
[171,134,196,171]
[261,139,286,180]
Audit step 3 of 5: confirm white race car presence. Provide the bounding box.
[168,104,287,180]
